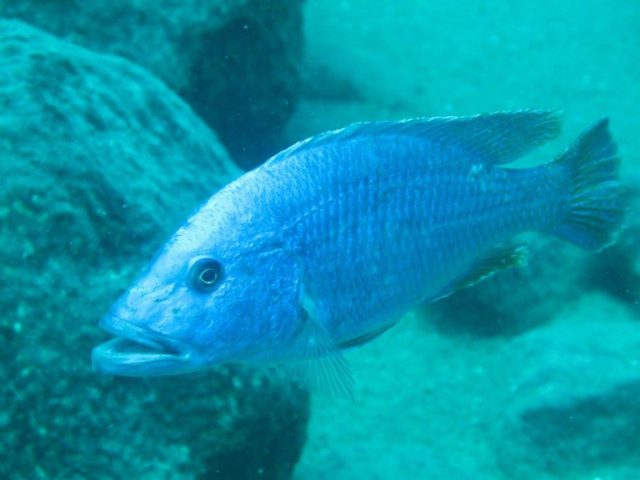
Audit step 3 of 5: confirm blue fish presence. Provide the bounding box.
[92,112,624,396]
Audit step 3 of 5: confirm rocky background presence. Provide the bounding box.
[1,1,639,480]
[0,3,308,479]
[2,0,303,169]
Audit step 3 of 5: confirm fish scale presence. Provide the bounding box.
[290,167,496,337]
[270,139,591,345]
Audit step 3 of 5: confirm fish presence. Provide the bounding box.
[92,111,624,397]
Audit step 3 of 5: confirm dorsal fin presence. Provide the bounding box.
[267,111,561,166]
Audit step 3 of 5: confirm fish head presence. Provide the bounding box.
[92,191,302,376]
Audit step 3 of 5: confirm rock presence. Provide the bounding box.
[494,295,640,479]
[0,21,240,267]
[0,20,308,480]
[2,0,305,168]
[429,234,588,337]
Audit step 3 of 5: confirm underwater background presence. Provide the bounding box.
[0,1,638,479]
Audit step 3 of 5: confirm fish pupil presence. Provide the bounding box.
[188,257,223,292]
[199,268,218,284]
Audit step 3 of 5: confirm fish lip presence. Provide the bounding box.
[92,314,193,376]
[98,313,182,354]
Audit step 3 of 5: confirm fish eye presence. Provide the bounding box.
[188,257,224,292]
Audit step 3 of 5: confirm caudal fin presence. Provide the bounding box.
[552,119,625,250]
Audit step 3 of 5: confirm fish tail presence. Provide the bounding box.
[551,118,625,250]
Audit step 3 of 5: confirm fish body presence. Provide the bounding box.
[92,112,624,395]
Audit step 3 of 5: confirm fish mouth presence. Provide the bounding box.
[92,314,197,377]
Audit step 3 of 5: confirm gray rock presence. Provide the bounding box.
[1,0,305,168]
[0,20,308,480]
[495,297,640,478]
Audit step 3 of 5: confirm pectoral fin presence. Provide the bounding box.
[287,294,354,399]
[431,244,529,302]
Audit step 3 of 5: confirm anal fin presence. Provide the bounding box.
[432,244,528,302]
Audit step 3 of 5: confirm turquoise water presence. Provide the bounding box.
[1,1,639,479]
